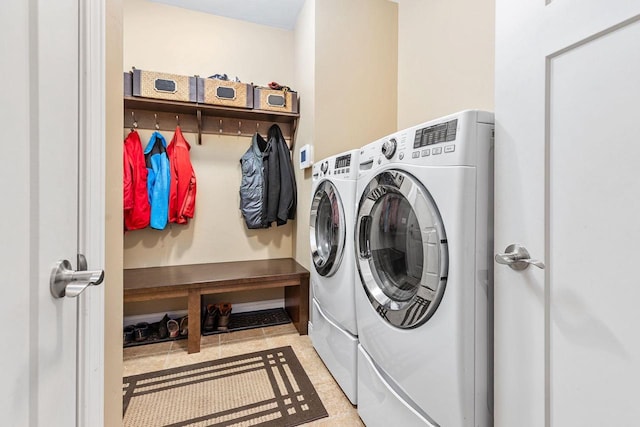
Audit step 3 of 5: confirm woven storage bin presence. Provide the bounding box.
[197,78,253,108]
[132,69,197,102]
[253,87,298,113]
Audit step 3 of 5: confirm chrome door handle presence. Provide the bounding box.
[495,244,545,271]
[50,259,104,298]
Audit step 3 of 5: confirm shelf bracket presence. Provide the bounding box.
[196,109,202,145]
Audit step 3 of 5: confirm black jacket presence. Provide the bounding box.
[264,124,296,226]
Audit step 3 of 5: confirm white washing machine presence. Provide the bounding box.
[308,149,359,404]
[354,111,494,426]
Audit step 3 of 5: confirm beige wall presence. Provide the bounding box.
[397,0,495,128]
[105,0,123,424]
[315,0,398,160]
[123,0,296,271]
[291,0,316,269]
[123,0,294,83]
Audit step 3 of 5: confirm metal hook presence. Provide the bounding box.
[256,122,260,132]
[131,111,138,131]
[238,121,242,135]
[154,113,160,130]
[176,115,180,126]
[219,119,223,134]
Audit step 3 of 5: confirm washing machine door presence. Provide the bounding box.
[310,180,346,277]
[356,169,448,328]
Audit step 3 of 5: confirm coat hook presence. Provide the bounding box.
[131,111,138,131]
[256,122,260,132]
[238,121,242,135]
[219,119,223,133]
[154,113,160,130]
[176,115,180,126]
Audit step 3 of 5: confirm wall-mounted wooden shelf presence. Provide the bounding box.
[124,96,299,146]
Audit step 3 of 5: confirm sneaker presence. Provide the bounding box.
[179,316,189,336]
[167,319,180,338]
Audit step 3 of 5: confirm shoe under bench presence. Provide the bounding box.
[123,258,309,354]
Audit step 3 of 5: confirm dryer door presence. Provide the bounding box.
[356,170,448,328]
[310,180,346,277]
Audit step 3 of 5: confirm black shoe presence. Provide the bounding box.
[134,322,150,342]
[123,325,135,345]
[203,304,219,332]
[216,303,232,331]
[158,314,170,339]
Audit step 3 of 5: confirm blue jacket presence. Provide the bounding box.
[144,132,171,229]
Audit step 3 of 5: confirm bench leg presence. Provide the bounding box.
[188,289,201,353]
[285,277,309,335]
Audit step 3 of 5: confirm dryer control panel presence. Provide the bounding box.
[312,149,359,181]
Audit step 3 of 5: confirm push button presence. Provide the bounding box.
[444,145,455,153]
[412,152,420,159]
[421,149,430,157]
[432,147,442,155]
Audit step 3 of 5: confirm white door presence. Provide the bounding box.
[1,0,105,426]
[495,1,640,425]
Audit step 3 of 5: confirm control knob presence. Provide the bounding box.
[320,161,329,174]
[381,138,397,159]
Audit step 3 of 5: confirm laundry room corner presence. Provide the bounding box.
[292,0,399,271]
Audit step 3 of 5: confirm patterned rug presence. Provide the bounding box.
[123,346,328,427]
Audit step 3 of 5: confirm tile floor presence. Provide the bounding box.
[123,323,364,426]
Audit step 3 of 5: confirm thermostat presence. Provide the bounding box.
[299,144,313,169]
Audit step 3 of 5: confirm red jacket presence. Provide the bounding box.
[123,130,150,230]
[167,126,196,224]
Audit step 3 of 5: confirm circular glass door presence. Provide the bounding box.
[356,170,448,328]
[310,180,346,277]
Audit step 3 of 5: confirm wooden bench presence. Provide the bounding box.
[123,258,309,354]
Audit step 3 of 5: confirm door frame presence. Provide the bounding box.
[77,0,106,425]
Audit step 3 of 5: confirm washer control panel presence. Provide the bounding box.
[413,119,458,149]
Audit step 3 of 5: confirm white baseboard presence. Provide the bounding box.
[123,298,284,327]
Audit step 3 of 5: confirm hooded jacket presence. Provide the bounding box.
[123,130,150,230]
[144,131,171,230]
[239,133,269,229]
[167,126,196,224]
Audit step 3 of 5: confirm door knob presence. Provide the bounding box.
[495,244,545,271]
[50,258,104,298]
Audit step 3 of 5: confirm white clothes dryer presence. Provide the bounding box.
[354,111,494,426]
[308,149,359,404]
